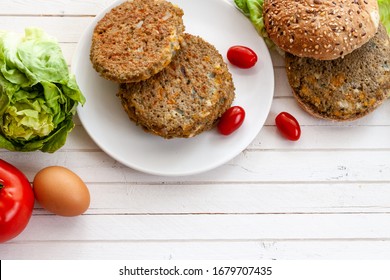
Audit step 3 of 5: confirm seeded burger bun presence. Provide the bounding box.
[117,33,235,139]
[263,0,380,60]
[285,23,390,121]
[90,0,184,83]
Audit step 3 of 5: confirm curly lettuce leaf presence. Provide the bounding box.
[0,28,85,153]
[378,0,390,34]
[234,0,275,48]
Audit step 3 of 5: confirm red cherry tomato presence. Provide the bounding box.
[275,112,301,141]
[0,159,34,243]
[227,46,257,69]
[218,106,246,135]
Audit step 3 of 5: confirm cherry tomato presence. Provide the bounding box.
[275,112,301,141]
[227,46,257,69]
[218,106,246,135]
[0,159,34,243]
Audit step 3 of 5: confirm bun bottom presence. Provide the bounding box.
[285,24,390,122]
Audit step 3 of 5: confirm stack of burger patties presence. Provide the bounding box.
[89,0,235,138]
[263,0,390,121]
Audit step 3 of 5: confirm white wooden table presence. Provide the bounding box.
[1,0,390,260]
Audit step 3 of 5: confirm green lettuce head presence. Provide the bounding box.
[0,28,85,153]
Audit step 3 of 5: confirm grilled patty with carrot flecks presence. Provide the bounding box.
[117,33,235,138]
[90,0,185,83]
[285,24,390,121]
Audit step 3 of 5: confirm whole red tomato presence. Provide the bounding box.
[275,112,301,141]
[227,46,258,69]
[0,159,34,243]
[218,106,246,135]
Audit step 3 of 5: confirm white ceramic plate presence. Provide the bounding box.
[72,0,274,176]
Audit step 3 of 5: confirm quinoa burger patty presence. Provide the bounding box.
[285,24,390,121]
[90,0,184,83]
[117,33,235,138]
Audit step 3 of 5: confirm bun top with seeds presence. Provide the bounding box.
[263,0,380,60]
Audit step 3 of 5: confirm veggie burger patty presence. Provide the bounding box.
[117,33,235,138]
[90,0,185,83]
[285,24,390,121]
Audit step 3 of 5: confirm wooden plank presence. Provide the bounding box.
[0,0,113,15]
[63,125,100,150]
[1,149,389,183]
[273,68,292,97]
[60,43,77,65]
[254,125,390,150]
[2,240,390,260]
[0,16,93,42]
[9,214,390,241]
[29,183,390,215]
[270,49,285,67]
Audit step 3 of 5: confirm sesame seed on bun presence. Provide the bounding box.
[263,0,380,60]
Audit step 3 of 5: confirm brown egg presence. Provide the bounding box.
[33,166,90,217]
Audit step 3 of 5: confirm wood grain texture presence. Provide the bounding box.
[2,241,390,260]
[7,214,390,241]
[1,149,389,183]
[0,0,113,15]
[26,183,390,214]
[0,0,389,260]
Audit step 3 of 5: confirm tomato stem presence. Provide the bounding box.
[0,183,3,190]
